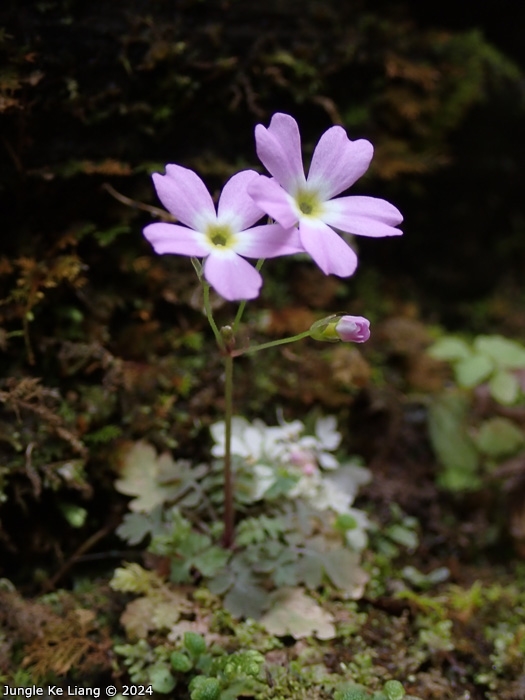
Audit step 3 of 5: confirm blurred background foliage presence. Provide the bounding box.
[1,0,525,584]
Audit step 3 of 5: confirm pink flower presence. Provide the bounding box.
[309,314,371,343]
[143,166,302,301]
[334,316,370,343]
[249,113,403,277]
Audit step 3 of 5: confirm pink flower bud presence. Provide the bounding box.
[335,315,370,343]
[309,314,371,343]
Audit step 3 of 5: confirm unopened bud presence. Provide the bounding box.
[220,325,235,350]
[310,314,370,343]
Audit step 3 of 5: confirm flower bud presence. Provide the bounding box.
[220,324,235,349]
[310,314,370,343]
[334,315,370,343]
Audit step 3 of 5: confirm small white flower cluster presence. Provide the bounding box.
[210,415,371,550]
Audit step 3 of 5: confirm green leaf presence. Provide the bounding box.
[189,677,221,700]
[207,569,234,596]
[170,651,193,673]
[149,664,176,693]
[321,549,368,598]
[193,546,230,578]
[334,685,370,700]
[110,562,164,594]
[427,337,471,361]
[488,370,520,405]
[296,548,324,589]
[383,681,406,700]
[115,441,183,512]
[386,524,418,551]
[427,393,479,491]
[222,562,270,618]
[260,587,336,639]
[474,335,525,369]
[59,502,87,528]
[183,632,207,658]
[474,417,525,458]
[116,512,157,545]
[454,354,493,388]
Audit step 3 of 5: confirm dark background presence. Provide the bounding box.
[2,0,525,310]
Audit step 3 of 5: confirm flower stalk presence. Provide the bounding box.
[222,351,234,548]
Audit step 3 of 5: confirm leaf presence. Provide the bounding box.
[386,524,419,551]
[488,370,520,405]
[260,587,336,640]
[59,502,87,528]
[223,575,270,619]
[219,558,271,619]
[427,337,471,361]
[296,547,324,589]
[192,546,230,578]
[207,569,234,596]
[119,590,188,639]
[454,354,493,388]
[148,664,176,694]
[321,549,369,598]
[120,597,158,639]
[297,540,368,598]
[116,512,158,545]
[110,562,165,594]
[115,441,191,512]
[474,335,525,369]
[474,417,525,458]
[427,393,479,491]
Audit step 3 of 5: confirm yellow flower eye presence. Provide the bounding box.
[295,189,322,218]
[206,224,235,249]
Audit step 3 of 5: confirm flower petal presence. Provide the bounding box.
[255,113,306,192]
[153,165,215,229]
[204,253,262,300]
[324,195,403,225]
[217,170,265,230]
[143,223,209,256]
[299,219,358,277]
[322,198,403,237]
[234,223,304,259]
[307,126,374,199]
[336,315,371,343]
[248,175,299,228]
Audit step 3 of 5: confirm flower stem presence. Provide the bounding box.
[231,330,312,357]
[222,352,234,548]
[202,282,225,350]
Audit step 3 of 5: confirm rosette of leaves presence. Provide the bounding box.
[428,334,525,404]
[427,335,525,490]
[150,502,367,628]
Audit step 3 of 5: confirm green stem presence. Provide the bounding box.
[202,281,224,350]
[231,330,312,357]
[222,352,234,548]
[232,299,248,335]
[190,257,203,278]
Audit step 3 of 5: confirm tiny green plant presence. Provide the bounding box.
[115,631,266,698]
